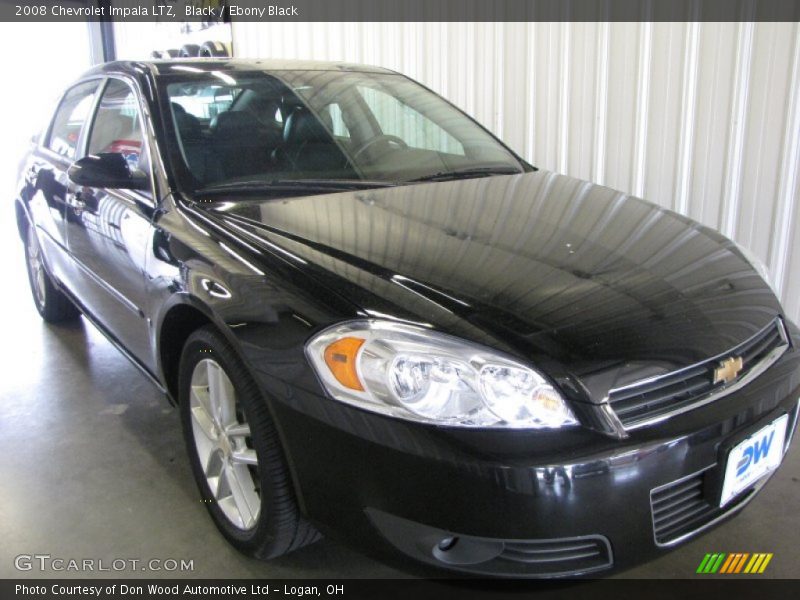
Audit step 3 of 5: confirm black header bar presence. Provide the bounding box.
[2,0,800,22]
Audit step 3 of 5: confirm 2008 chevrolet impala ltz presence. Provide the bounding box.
[14,59,799,577]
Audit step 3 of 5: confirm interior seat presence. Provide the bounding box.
[210,110,279,179]
[171,102,221,185]
[172,102,201,141]
[275,106,351,175]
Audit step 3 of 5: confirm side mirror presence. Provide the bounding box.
[68,153,148,191]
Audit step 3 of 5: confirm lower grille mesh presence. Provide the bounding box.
[499,536,612,573]
[651,468,754,545]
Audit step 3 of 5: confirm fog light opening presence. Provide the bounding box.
[437,536,459,552]
[431,535,504,565]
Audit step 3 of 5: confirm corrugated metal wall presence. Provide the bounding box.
[232,21,800,323]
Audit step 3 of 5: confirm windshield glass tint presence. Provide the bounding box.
[162,69,523,189]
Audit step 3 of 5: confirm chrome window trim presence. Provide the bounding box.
[608,318,789,431]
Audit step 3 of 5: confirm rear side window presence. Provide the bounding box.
[47,80,100,160]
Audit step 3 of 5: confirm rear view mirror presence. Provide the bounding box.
[68,153,148,191]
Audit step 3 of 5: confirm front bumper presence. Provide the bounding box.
[262,345,800,577]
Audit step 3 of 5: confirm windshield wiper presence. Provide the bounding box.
[405,166,523,183]
[197,178,395,196]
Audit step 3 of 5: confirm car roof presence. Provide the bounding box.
[81,58,395,79]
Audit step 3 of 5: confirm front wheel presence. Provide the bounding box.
[178,325,319,559]
[24,222,80,323]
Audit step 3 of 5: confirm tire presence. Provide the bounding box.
[179,44,201,58]
[24,222,80,323]
[199,41,229,58]
[153,49,179,59]
[178,325,320,559]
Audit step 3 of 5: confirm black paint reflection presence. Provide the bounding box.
[213,170,783,401]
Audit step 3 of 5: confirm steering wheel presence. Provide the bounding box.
[352,134,408,161]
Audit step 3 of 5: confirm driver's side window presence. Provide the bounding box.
[87,78,151,190]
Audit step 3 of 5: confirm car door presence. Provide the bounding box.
[64,76,158,371]
[24,79,101,287]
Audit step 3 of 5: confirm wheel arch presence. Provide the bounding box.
[156,296,216,403]
[155,295,274,405]
[156,294,315,519]
[15,198,30,241]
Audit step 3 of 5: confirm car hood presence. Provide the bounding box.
[205,170,782,401]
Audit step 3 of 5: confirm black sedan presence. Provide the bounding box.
[14,59,800,577]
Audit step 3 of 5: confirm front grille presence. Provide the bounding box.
[499,536,612,574]
[609,318,788,428]
[651,468,754,546]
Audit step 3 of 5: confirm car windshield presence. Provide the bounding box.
[160,67,527,193]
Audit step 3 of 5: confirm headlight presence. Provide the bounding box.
[734,241,779,297]
[305,320,577,429]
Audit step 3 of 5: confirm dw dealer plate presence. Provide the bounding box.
[720,414,788,507]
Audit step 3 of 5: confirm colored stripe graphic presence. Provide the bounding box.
[734,553,750,573]
[744,553,774,574]
[700,553,774,574]
[744,554,759,573]
[697,552,726,573]
[719,553,736,573]
[697,554,713,573]
[714,553,727,573]
[759,554,773,573]
[700,553,720,573]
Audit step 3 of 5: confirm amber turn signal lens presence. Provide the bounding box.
[323,337,365,391]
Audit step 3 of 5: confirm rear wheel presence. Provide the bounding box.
[178,325,320,558]
[24,222,80,323]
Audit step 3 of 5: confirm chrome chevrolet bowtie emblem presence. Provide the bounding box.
[714,356,744,385]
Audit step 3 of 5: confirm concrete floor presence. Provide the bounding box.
[0,215,798,580]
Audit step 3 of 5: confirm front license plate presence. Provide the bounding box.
[720,414,789,507]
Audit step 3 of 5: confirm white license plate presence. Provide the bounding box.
[720,414,789,507]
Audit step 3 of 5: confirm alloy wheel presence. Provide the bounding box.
[189,358,261,530]
[26,228,46,309]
